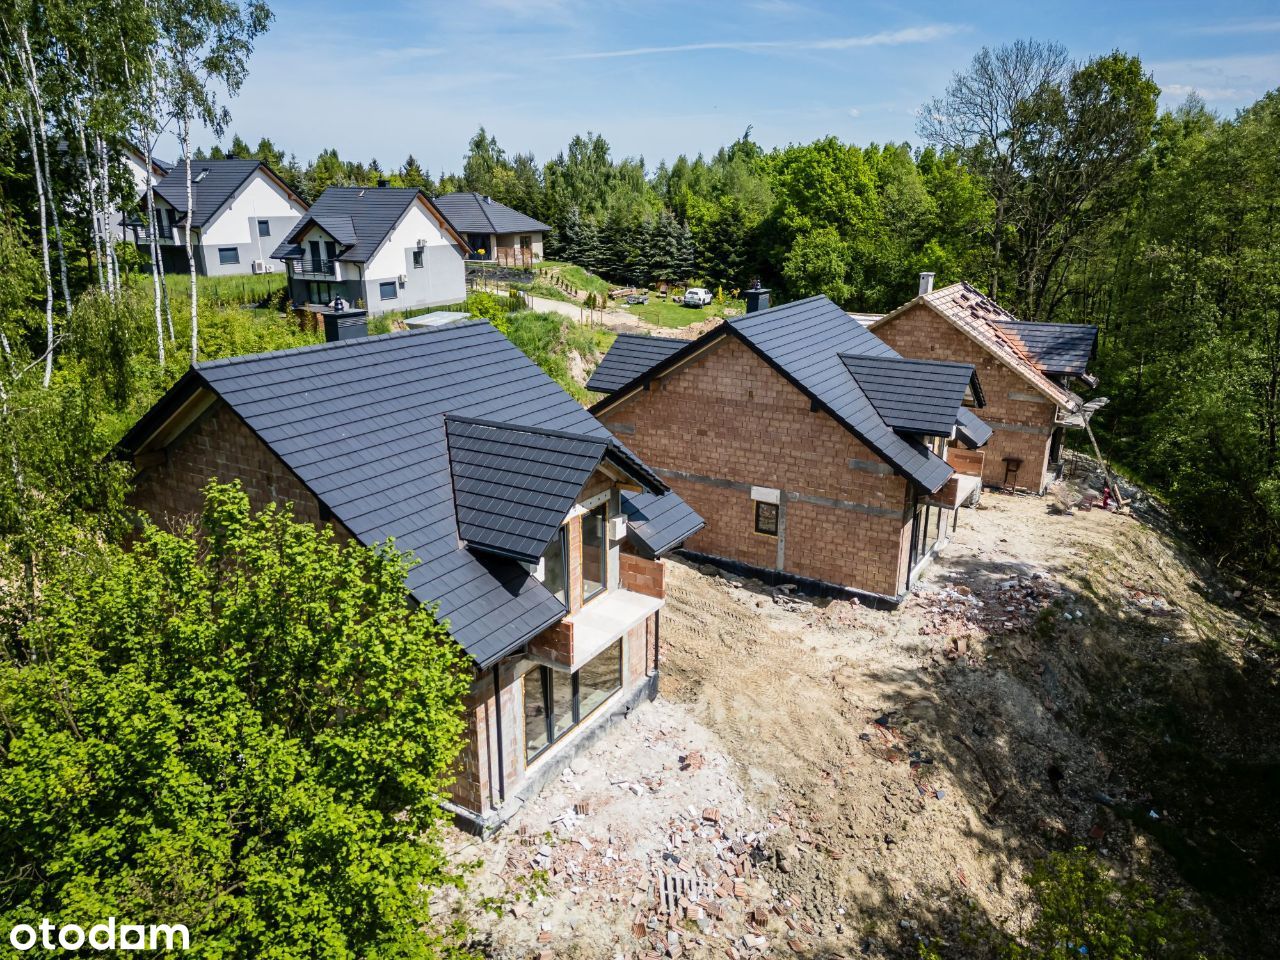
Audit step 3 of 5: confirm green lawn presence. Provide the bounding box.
[625,297,744,329]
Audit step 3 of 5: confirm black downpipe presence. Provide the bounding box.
[491,665,506,805]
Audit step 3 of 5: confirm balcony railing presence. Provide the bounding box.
[292,257,336,278]
[468,246,537,267]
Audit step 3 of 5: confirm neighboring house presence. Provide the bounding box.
[273,185,469,316]
[432,192,551,266]
[587,294,992,602]
[116,321,703,832]
[869,277,1097,493]
[135,158,307,275]
[117,144,170,240]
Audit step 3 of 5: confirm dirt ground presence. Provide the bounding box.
[453,475,1278,959]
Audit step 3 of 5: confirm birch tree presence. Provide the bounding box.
[153,0,272,362]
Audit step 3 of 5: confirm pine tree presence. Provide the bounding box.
[400,154,433,192]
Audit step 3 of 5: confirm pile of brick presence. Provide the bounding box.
[500,795,821,958]
[914,573,1064,638]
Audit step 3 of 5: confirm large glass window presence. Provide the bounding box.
[540,527,567,607]
[523,640,625,764]
[217,247,239,265]
[523,668,548,760]
[582,503,607,603]
[577,638,622,719]
[551,669,574,740]
[379,281,398,301]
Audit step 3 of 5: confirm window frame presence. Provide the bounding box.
[754,500,779,537]
[256,218,271,237]
[217,246,240,266]
[378,280,398,301]
[411,247,424,269]
[523,638,623,765]
[581,501,608,604]
[532,527,568,609]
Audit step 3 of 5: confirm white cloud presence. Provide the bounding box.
[553,23,966,61]
[1150,52,1280,105]
[1163,82,1254,102]
[848,107,862,118]
[1184,17,1280,35]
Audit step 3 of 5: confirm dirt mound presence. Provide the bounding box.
[458,489,1278,958]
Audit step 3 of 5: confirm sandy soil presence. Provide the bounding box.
[454,477,1268,959]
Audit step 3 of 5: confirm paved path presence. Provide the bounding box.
[517,292,656,335]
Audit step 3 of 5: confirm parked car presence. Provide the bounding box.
[683,287,713,307]
[626,293,649,305]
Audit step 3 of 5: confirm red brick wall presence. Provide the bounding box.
[527,621,573,667]
[128,400,323,527]
[620,553,664,598]
[600,335,914,598]
[874,304,1058,491]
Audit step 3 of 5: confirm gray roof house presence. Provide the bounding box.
[433,191,552,266]
[136,158,308,276]
[272,185,470,317]
[588,295,992,600]
[117,320,702,831]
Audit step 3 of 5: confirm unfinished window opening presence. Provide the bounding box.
[754,501,779,536]
[523,638,623,764]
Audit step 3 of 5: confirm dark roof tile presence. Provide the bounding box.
[586,333,688,394]
[433,191,551,235]
[119,322,697,667]
[993,320,1098,376]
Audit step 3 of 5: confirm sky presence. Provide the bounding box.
[194,0,1280,173]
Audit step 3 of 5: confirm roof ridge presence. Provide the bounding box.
[444,414,610,447]
[839,353,975,371]
[194,320,489,370]
[941,283,1053,376]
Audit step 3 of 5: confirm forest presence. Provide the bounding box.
[1,0,1279,953]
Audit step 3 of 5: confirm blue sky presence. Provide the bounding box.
[204,0,1280,172]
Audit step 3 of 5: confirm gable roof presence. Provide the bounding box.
[840,355,982,437]
[591,296,974,493]
[151,159,304,229]
[118,323,700,668]
[955,407,994,448]
[272,186,467,263]
[873,282,1083,411]
[993,320,1098,377]
[433,191,552,235]
[586,333,687,394]
[446,416,664,564]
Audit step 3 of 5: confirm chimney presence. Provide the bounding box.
[323,306,369,343]
[918,272,935,296]
[376,177,390,189]
[745,278,771,314]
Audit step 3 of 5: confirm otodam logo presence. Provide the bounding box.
[7,919,189,952]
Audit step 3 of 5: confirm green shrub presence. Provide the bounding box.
[0,483,474,958]
[464,291,515,337]
[1009,848,1209,960]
